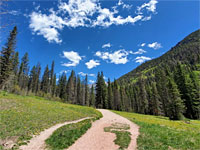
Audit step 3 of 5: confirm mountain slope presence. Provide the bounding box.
[115,29,200,120]
[117,29,200,84]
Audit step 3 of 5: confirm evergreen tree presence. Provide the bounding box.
[167,77,185,120]
[50,61,55,94]
[67,70,75,103]
[138,76,148,114]
[113,79,120,110]
[52,73,57,97]
[0,26,17,89]
[41,65,49,93]
[12,52,19,75]
[76,75,82,105]
[89,85,95,107]
[95,72,102,108]
[28,65,37,92]
[151,82,161,115]
[18,52,29,90]
[85,74,89,106]
[107,78,113,109]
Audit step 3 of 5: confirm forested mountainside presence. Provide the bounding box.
[1,27,199,121]
[118,29,200,84]
[116,29,200,120]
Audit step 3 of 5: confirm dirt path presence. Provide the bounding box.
[68,109,140,150]
[19,117,91,150]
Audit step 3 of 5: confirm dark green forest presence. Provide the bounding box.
[0,26,199,120]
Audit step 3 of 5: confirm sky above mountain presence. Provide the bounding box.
[1,0,199,83]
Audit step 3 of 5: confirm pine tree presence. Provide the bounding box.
[85,74,89,106]
[167,77,185,120]
[52,73,57,97]
[58,73,67,100]
[155,68,170,116]
[89,85,95,107]
[12,52,19,75]
[28,65,37,92]
[95,72,102,108]
[107,78,113,109]
[151,82,161,115]
[12,51,19,87]
[0,26,17,89]
[113,79,120,110]
[35,63,41,93]
[189,72,200,119]
[138,76,148,114]
[100,72,107,109]
[76,75,82,105]
[50,61,55,94]
[67,70,75,103]
[18,52,29,90]
[41,65,49,93]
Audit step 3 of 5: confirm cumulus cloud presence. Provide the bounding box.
[29,0,158,43]
[61,51,82,67]
[133,48,146,55]
[78,72,95,77]
[95,49,129,64]
[85,59,100,69]
[135,56,151,64]
[29,11,64,43]
[137,0,158,14]
[148,42,162,49]
[102,43,111,48]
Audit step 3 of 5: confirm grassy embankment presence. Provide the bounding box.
[113,111,200,150]
[0,92,102,149]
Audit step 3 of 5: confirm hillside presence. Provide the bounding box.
[0,92,101,149]
[113,29,200,120]
[117,29,200,84]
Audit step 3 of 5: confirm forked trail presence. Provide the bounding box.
[19,117,91,150]
[68,109,140,150]
[20,109,139,150]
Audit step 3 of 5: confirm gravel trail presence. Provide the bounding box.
[68,109,139,150]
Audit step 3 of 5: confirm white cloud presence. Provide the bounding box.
[140,43,146,47]
[89,80,95,84]
[102,43,111,48]
[78,72,95,77]
[135,56,151,64]
[95,49,129,64]
[137,0,158,14]
[117,0,132,9]
[133,48,147,54]
[61,51,82,67]
[29,11,64,43]
[29,0,158,43]
[85,59,100,69]
[148,42,162,49]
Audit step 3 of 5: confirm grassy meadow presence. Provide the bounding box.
[0,92,102,149]
[113,111,200,150]
[46,119,92,149]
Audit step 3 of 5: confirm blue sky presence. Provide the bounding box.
[1,0,199,83]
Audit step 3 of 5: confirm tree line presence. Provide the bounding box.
[1,26,199,120]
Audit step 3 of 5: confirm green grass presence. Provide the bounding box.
[45,119,92,150]
[104,123,131,150]
[0,92,102,149]
[113,111,200,150]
